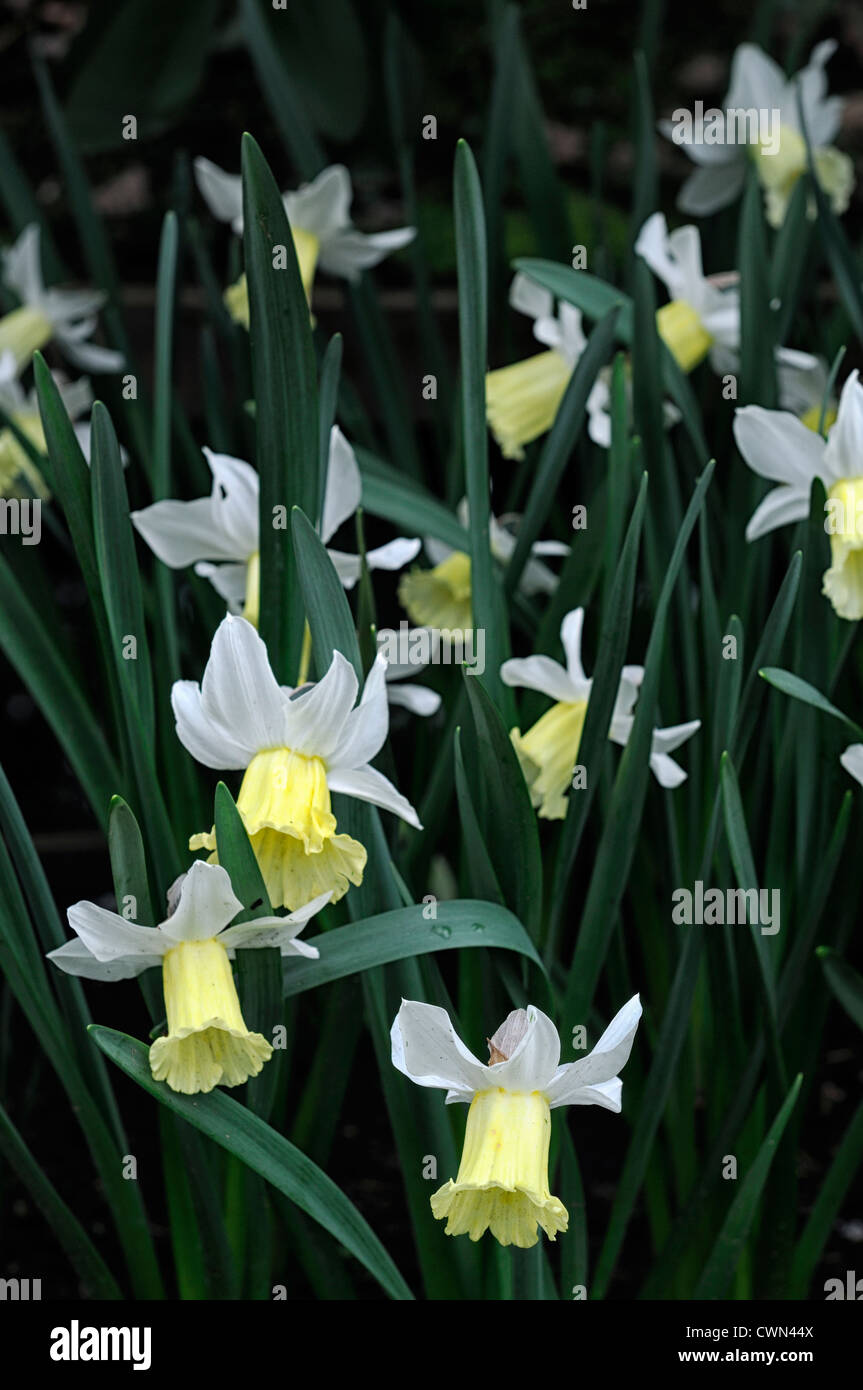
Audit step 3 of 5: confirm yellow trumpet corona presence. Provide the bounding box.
[430,1088,568,1248]
[485,349,573,461]
[824,476,863,621]
[399,549,473,634]
[149,937,272,1095]
[511,698,589,821]
[655,300,714,373]
[190,747,366,913]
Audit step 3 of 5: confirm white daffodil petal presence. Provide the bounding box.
[563,1078,623,1111]
[839,744,863,787]
[366,536,423,571]
[490,1006,561,1091]
[282,650,359,760]
[64,901,167,962]
[319,226,415,279]
[159,861,245,943]
[320,425,362,543]
[171,679,255,770]
[194,157,244,230]
[509,272,553,322]
[47,938,157,982]
[500,655,582,704]
[745,485,810,542]
[390,999,489,1096]
[545,994,642,1105]
[327,764,422,830]
[561,606,589,686]
[131,497,238,568]
[285,165,353,240]
[733,406,827,487]
[204,449,260,557]
[327,655,389,769]
[823,371,863,485]
[194,561,249,610]
[387,683,441,716]
[199,616,286,754]
[677,161,746,217]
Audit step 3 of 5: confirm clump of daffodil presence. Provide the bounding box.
[131,425,418,627]
[398,498,568,635]
[660,40,853,228]
[501,607,700,819]
[174,616,421,911]
[194,158,415,327]
[0,225,123,375]
[47,861,327,1094]
[392,995,642,1247]
[734,370,863,620]
[0,351,95,498]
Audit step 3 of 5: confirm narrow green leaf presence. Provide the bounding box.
[242,133,319,685]
[817,947,863,1032]
[759,667,863,737]
[692,1075,802,1300]
[90,1026,414,1300]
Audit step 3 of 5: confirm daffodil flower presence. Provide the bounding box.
[501,607,700,818]
[661,41,853,228]
[131,425,419,627]
[634,214,744,372]
[485,273,589,460]
[0,350,94,497]
[486,273,686,457]
[0,225,123,375]
[194,158,415,326]
[391,995,642,1247]
[174,615,421,911]
[47,860,326,1095]
[734,369,863,620]
[398,498,568,635]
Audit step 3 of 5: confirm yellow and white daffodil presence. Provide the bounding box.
[661,41,853,228]
[131,425,419,627]
[0,350,95,497]
[635,214,826,387]
[485,273,589,460]
[502,607,700,819]
[734,369,863,620]
[635,214,743,373]
[0,225,123,375]
[486,273,686,457]
[399,498,568,635]
[194,158,415,326]
[391,995,642,1247]
[175,616,421,911]
[47,860,326,1095]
